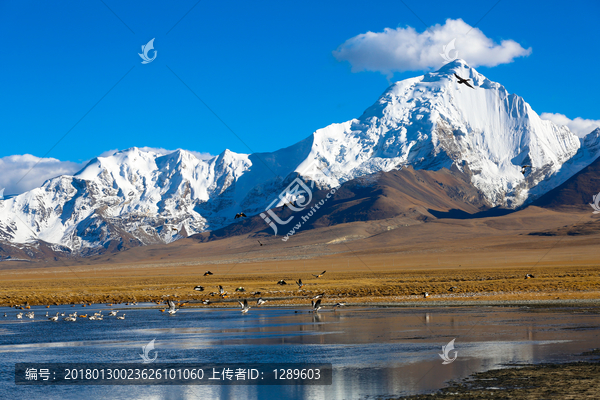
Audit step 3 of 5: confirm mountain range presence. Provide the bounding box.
[1,59,598,260]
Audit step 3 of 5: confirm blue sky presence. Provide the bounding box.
[1,0,599,193]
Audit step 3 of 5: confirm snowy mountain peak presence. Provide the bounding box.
[305,60,587,207]
[435,58,476,76]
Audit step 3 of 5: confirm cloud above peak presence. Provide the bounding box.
[333,18,531,74]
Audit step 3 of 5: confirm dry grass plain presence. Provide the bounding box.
[1,207,599,307]
[2,250,599,308]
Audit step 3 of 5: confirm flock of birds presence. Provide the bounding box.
[187,270,346,315]
[4,309,126,322]
[420,273,536,298]
[3,269,539,321]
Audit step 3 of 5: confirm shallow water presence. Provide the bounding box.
[1,304,599,399]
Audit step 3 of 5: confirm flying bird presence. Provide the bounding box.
[454,73,474,89]
[202,299,211,305]
[311,299,322,312]
[423,292,430,298]
[296,279,304,289]
[521,165,532,175]
[257,298,267,306]
[204,271,213,276]
[167,299,178,315]
[234,213,247,219]
[194,286,205,291]
[235,287,246,292]
[277,280,287,285]
[282,201,296,209]
[312,293,325,300]
[108,310,119,316]
[257,240,264,246]
[333,302,346,310]
[525,273,535,279]
[312,271,326,278]
[238,299,251,313]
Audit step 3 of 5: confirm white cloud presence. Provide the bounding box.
[188,151,215,160]
[0,155,84,196]
[98,149,120,158]
[333,18,532,74]
[540,113,600,138]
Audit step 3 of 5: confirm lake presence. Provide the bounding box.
[1,303,599,399]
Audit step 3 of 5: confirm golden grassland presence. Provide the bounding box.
[2,261,599,307]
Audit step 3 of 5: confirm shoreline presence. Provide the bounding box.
[397,357,600,399]
[4,298,600,309]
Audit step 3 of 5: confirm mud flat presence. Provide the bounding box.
[398,358,600,399]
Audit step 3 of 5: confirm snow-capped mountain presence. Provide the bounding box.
[1,59,598,256]
[304,60,593,207]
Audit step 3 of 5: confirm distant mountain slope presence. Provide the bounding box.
[191,165,490,243]
[533,151,600,211]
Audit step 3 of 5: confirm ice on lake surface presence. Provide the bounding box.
[1,304,599,400]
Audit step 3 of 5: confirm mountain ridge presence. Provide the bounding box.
[1,59,598,258]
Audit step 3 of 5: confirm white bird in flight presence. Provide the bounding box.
[256,298,267,306]
[238,299,251,314]
[167,300,178,315]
